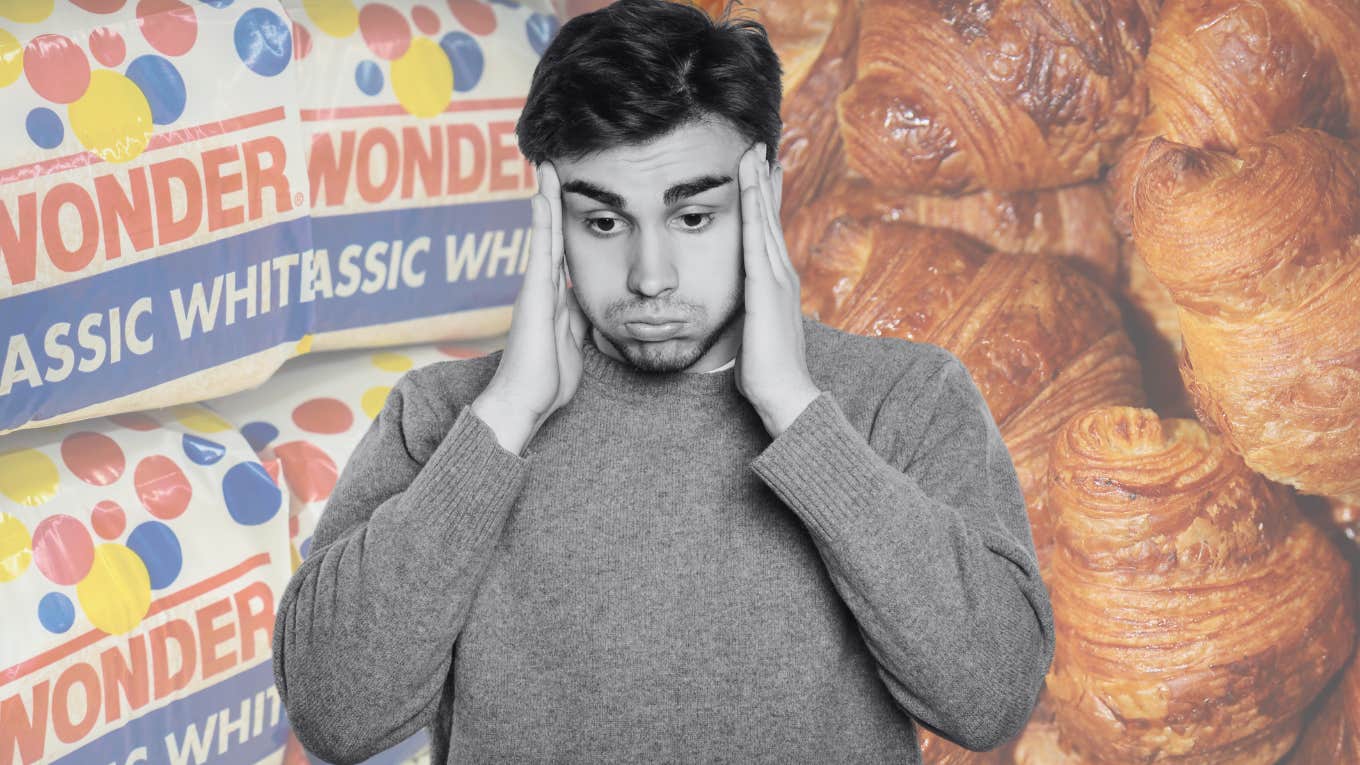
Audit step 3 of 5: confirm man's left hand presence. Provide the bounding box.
[735,141,822,438]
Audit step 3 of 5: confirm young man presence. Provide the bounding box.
[271,1,1056,763]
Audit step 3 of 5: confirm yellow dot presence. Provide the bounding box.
[371,352,413,372]
[303,0,358,37]
[0,514,33,583]
[0,0,53,23]
[290,542,302,573]
[171,405,233,434]
[392,37,452,118]
[69,69,153,163]
[77,543,151,635]
[0,29,22,88]
[294,334,314,355]
[361,385,392,419]
[0,448,59,506]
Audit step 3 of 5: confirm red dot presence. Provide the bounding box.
[107,412,160,431]
[292,20,312,60]
[412,4,440,35]
[61,431,126,487]
[437,344,480,358]
[135,455,192,519]
[137,0,198,57]
[292,398,354,435]
[274,441,338,503]
[91,500,127,539]
[289,514,300,538]
[72,0,128,12]
[261,456,282,487]
[447,0,496,35]
[359,3,412,61]
[89,28,126,67]
[24,35,91,104]
[33,515,94,586]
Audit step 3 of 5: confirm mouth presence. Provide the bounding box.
[624,320,685,341]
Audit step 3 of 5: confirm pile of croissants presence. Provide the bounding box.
[681,0,1360,761]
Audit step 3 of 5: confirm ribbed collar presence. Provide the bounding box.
[582,330,740,397]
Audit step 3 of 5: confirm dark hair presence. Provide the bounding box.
[515,0,782,167]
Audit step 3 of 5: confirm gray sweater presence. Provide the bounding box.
[272,315,1055,764]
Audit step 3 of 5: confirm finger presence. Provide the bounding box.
[542,161,565,288]
[564,284,589,349]
[756,145,793,287]
[740,145,773,289]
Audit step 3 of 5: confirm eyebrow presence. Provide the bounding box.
[560,174,733,210]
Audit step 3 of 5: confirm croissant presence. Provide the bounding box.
[834,0,1157,195]
[1130,128,1360,502]
[691,0,859,214]
[784,174,1121,290]
[1116,237,1196,418]
[1044,406,1356,764]
[798,219,1145,575]
[1107,0,1360,236]
[1287,647,1360,764]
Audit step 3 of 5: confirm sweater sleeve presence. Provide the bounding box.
[272,369,529,764]
[747,354,1055,752]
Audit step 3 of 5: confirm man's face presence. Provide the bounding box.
[553,118,753,373]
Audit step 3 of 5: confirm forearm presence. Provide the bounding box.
[273,405,527,762]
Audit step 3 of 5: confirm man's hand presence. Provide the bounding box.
[471,161,590,455]
[735,142,822,438]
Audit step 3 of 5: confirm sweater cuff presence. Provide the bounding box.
[748,391,903,542]
[401,404,529,550]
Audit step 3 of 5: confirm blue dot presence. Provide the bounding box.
[235,7,292,77]
[240,421,278,452]
[440,31,484,93]
[355,60,383,96]
[127,521,183,590]
[25,108,63,149]
[39,592,76,633]
[488,0,520,7]
[125,55,187,125]
[182,433,226,465]
[300,536,313,559]
[223,461,282,525]
[525,13,559,57]
[199,0,234,6]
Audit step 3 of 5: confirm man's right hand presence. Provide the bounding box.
[470,161,589,456]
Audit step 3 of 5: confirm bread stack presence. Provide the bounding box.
[685,0,1360,761]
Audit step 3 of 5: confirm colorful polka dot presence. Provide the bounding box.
[235,7,292,77]
[274,441,338,503]
[302,0,358,38]
[77,543,151,635]
[24,34,90,104]
[295,333,314,355]
[300,535,313,558]
[371,351,413,371]
[72,0,128,12]
[108,412,160,431]
[126,54,187,125]
[39,592,76,634]
[222,461,282,525]
[0,514,33,582]
[26,107,64,149]
[355,60,383,96]
[69,69,153,163]
[61,430,125,487]
[289,514,299,538]
[392,36,453,117]
[359,3,411,61]
[0,449,60,506]
[0,29,22,88]
[134,455,192,519]
[361,385,391,419]
[437,343,480,358]
[412,4,440,34]
[33,515,94,586]
[292,20,312,59]
[440,31,484,92]
[136,0,198,57]
[126,520,181,589]
[261,456,282,486]
[91,500,126,539]
[447,0,496,35]
[526,13,559,57]
[0,0,54,23]
[171,405,233,433]
[199,0,234,7]
[90,27,126,67]
[293,397,354,434]
[182,433,226,465]
[240,421,279,452]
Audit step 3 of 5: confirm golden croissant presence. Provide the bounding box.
[1045,406,1356,764]
[1130,128,1360,502]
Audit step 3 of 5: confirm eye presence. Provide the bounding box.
[583,216,627,237]
[677,213,715,232]
[581,213,716,238]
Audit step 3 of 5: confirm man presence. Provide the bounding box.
[271,1,1055,763]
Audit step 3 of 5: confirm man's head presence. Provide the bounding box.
[515,0,782,373]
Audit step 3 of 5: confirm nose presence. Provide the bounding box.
[626,227,678,297]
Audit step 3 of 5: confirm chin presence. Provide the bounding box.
[619,336,708,373]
